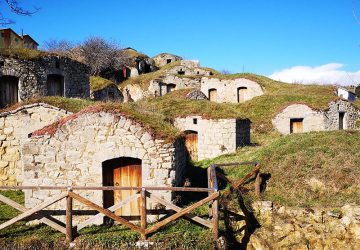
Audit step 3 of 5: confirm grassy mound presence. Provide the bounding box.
[90,76,114,92]
[197,130,360,207]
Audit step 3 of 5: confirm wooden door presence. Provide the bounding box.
[185,131,198,161]
[209,89,217,101]
[113,160,141,217]
[47,74,64,96]
[0,76,18,108]
[290,119,303,134]
[238,87,247,103]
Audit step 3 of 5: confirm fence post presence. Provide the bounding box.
[212,195,219,240]
[66,188,73,242]
[255,170,262,197]
[140,188,147,240]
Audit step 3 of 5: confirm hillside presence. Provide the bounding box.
[196,130,360,207]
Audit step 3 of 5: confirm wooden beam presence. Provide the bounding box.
[66,194,73,242]
[140,189,147,240]
[0,193,66,234]
[212,197,219,239]
[77,192,140,232]
[148,192,212,229]
[0,193,67,231]
[255,171,262,197]
[145,192,219,235]
[68,191,142,234]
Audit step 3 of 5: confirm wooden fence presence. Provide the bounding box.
[0,162,261,243]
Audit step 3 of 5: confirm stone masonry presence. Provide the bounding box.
[273,100,360,135]
[272,104,325,135]
[22,111,186,223]
[0,54,90,101]
[174,116,250,160]
[325,99,359,130]
[200,77,264,103]
[0,103,70,185]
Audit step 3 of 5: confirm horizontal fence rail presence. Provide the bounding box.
[0,161,261,245]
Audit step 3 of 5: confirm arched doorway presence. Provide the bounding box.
[208,88,217,102]
[47,74,64,96]
[237,87,247,103]
[0,75,19,108]
[184,130,198,161]
[102,157,142,219]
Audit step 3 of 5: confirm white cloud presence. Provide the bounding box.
[269,63,360,86]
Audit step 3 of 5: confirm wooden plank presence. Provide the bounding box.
[0,186,214,192]
[0,193,67,231]
[255,171,262,197]
[77,192,140,231]
[212,198,219,239]
[146,192,219,235]
[68,191,142,233]
[148,192,212,228]
[66,194,73,242]
[140,189,147,240]
[0,194,66,234]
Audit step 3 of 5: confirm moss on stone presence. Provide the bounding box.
[90,76,114,92]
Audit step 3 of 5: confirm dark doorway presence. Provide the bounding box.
[184,130,198,161]
[339,112,345,130]
[47,74,64,96]
[290,118,304,134]
[166,59,172,64]
[0,75,19,108]
[102,157,142,219]
[166,83,176,93]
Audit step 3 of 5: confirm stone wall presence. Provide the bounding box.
[90,85,124,102]
[325,99,360,130]
[272,104,325,135]
[200,77,264,103]
[152,53,182,68]
[0,54,90,103]
[148,75,201,97]
[22,112,186,223]
[248,201,360,249]
[174,116,250,160]
[0,103,70,185]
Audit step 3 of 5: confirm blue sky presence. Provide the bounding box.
[2,0,360,84]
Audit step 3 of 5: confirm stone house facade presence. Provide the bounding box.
[0,103,70,186]
[22,110,186,222]
[153,53,182,68]
[200,77,264,103]
[0,54,90,107]
[272,99,360,135]
[174,116,251,160]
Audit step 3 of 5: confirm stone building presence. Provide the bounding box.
[174,116,251,160]
[90,84,124,102]
[324,99,359,130]
[272,104,325,135]
[0,103,70,186]
[0,28,38,49]
[272,99,360,135]
[153,53,182,68]
[0,53,90,107]
[148,75,202,97]
[200,77,264,103]
[22,109,186,221]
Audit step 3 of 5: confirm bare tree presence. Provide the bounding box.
[42,39,74,55]
[77,36,131,76]
[0,0,39,25]
[221,69,232,75]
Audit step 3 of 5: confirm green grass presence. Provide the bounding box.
[0,96,95,114]
[90,76,114,92]
[195,130,360,207]
[0,48,50,60]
